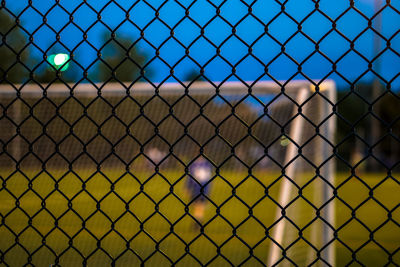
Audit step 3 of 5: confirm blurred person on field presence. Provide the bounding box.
[186,157,213,226]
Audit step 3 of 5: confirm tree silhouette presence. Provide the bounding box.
[0,10,29,83]
[184,69,205,82]
[97,32,150,83]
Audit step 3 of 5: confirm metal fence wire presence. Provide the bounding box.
[1,0,400,266]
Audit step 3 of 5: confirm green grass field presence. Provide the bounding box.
[0,169,399,266]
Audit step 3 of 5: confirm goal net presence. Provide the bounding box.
[0,80,336,266]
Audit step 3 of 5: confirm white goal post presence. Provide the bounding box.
[266,81,336,266]
[0,80,336,265]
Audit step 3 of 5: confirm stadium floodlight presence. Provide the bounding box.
[0,80,336,266]
[48,53,70,71]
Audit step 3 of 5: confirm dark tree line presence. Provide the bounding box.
[0,10,152,84]
[0,10,29,83]
[336,84,400,171]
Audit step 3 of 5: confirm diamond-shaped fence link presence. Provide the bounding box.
[1,0,400,266]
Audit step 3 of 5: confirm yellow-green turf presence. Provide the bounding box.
[0,170,399,266]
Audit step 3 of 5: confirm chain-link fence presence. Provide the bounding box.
[1,0,400,266]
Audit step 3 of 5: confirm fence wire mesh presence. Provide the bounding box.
[1,0,400,266]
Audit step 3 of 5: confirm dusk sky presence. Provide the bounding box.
[4,0,400,88]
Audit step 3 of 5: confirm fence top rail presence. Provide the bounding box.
[0,80,335,97]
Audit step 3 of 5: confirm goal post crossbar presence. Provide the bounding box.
[0,80,335,97]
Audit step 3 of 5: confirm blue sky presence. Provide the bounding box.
[4,0,400,88]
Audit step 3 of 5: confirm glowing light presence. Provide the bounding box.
[54,54,68,66]
[49,53,70,71]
